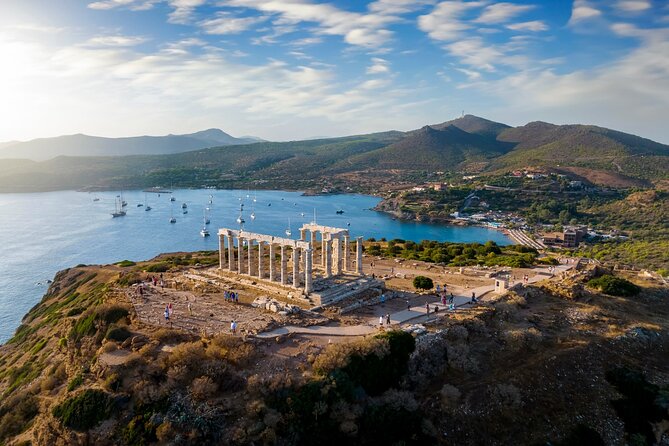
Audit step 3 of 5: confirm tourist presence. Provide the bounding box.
[449,293,454,304]
[231,320,237,335]
[379,315,384,327]
[386,313,391,325]
[436,284,441,293]
[380,294,386,304]
[471,292,476,304]
[187,302,192,316]
[406,299,411,311]
[434,305,439,315]
[168,302,173,317]
[426,303,430,314]
[449,303,455,311]
[164,306,170,326]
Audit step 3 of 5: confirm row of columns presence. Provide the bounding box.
[218,230,364,295]
[219,231,314,293]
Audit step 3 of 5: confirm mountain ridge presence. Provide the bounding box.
[0,129,263,161]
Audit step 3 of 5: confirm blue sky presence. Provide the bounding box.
[1,0,668,143]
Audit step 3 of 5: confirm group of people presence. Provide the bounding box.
[378,313,392,327]
[224,290,239,303]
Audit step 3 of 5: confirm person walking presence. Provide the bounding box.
[379,315,384,327]
[187,302,192,316]
[406,299,411,311]
[164,306,171,327]
[471,292,476,304]
[426,303,430,314]
[230,320,237,335]
[386,313,391,325]
[449,293,454,304]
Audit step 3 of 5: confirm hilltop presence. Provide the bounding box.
[0,251,667,445]
[0,129,262,161]
[0,115,667,193]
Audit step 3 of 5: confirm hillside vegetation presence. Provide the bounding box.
[0,115,667,193]
[1,258,668,445]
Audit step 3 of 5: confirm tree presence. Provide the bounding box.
[413,276,433,291]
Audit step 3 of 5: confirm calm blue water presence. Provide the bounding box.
[0,189,509,343]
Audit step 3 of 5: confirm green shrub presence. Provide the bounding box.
[587,275,640,296]
[67,374,83,392]
[97,305,129,324]
[145,263,169,273]
[52,389,112,431]
[0,394,38,441]
[66,307,84,317]
[116,260,136,267]
[105,325,132,343]
[413,276,433,291]
[69,312,97,342]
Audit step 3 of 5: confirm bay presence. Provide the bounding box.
[0,189,509,343]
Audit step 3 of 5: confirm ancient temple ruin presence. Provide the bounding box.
[217,224,381,306]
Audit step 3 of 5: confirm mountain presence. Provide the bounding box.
[432,114,511,138]
[0,115,667,192]
[348,124,510,171]
[0,129,261,161]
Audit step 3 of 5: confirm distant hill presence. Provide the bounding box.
[0,115,667,192]
[348,125,510,171]
[0,129,261,161]
[432,114,511,138]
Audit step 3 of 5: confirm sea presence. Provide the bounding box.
[0,189,510,343]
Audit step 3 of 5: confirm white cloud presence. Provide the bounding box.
[368,0,435,15]
[366,57,390,74]
[85,35,149,47]
[615,1,651,12]
[167,0,206,24]
[473,31,669,143]
[475,2,534,24]
[359,78,391,89]
[506,20,548,32]
[87,0,159,11]
[568,0,602,25]
[418,1,486,41]
[218,0,398,47]
[199,12,267,34]
[446,37,502,71]
[456,67,481,80]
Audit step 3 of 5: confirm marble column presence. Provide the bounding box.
[238,237,244,274]
[321,233,327,267]
[356,236,363,275]
[300,228,306,241]
[227,233,234,272]
[257,242,264,279]
[247,239,254,276]
[343,235,350,271]
[292,247,300,288]
[333,236,342,275]
[304,248,313,294]
[280,245,287,285]
[218,233,225,269]
[269,243,275,282]
[325,240,332,278]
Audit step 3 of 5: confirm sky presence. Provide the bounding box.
[0,0,668,143]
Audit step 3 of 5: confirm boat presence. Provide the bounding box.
[336,209,344,214]
[181,203,187,209]
[170,196,176,202]
[268,203,271,207]
[200,212,210,237]
[93,194,100,202]
[111,196,126,218]
[285,218,292,237]
[137,203,143,207]
[169,203,176,223]
[204,207,210,224]
[236,204,245,225]
[250,212,256,220]
[183,209,188,214]
[144,193,151,211]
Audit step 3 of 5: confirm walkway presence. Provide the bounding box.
[255,260,577,338]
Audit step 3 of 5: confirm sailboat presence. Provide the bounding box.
[250,199,256,221]
[93,194,100,202]
[144,193,152,211]
[285,218,292,237]
[200,211,210,237]
[204,207,211,224]
[111,196,126,218]
[181,202,187,209]
[169,203,176,223]
[208,194,213,205]
[236,204,245,225]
